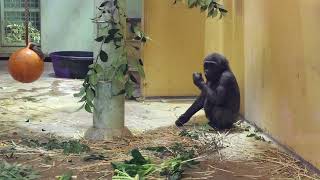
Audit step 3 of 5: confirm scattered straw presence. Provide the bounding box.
[209,165,235,174]
[233,174,263,179]
[255,148,320,180]
[0,123,319,180]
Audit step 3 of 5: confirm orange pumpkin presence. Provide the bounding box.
[8,43,44,83]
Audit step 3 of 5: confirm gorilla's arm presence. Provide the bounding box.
[200,72,231,105]
[175,92,205,126]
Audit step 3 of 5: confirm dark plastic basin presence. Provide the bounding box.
[49,51,93,79]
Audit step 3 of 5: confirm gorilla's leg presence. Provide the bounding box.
[175,93,205,127]
[207,107,237,130]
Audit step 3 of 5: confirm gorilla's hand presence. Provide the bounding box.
[193,72,205,89]
[175,114,189,127]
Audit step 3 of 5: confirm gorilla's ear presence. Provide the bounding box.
[220,56,230,70]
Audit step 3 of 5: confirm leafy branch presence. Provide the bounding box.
[75,0,227,113]
[111,148,201,180]
[174,0,228,18]
[0,161,39,180]
[74,0,148,113]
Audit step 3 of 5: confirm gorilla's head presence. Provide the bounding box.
[203,53,230,82]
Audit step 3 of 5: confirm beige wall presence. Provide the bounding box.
[244,0,320,168]
[142,0,205,96]
[204,0,245,114]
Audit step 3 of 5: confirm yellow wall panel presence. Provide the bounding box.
[244,0,320,169]
[142,0,205,97]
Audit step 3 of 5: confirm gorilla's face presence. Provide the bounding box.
[203,53,229,82]
[204,62,219,81]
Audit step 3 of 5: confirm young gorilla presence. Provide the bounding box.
[175,53,240,130]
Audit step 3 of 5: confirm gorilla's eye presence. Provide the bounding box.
[204,62,218,70]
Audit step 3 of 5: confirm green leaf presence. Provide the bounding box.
[220,11,227,19]
[219,12,224,19]
[137,63,145,79]
[211,8,218,18]
[100,50,108,62]
[125,80,135,98]
[246,133,256,137]
[78,96,86,103]
[113,37,122,43]
[220,8,228,13]
[131,59,145,79]
[118,64,129,75]
[105,34,114,43]
[86,98,94,107]
[133,29,150,43]
[141,37,147,43]
[112,56,128,69]
[109,28,120,35]
[95,36,105,42]
[129,73,138,84]
[114,70,126,84]
[216,3,224,9]
[105,67,116,80]
[112,163,154,178]
[134,36,142,41]
[85,103,93,113]
[127,149,150,165]
[62,140,90,154]
[94,64,104,74]
[89,73,98,86]
[0,161,40,180]
[188,0,198,8]
[86,88,95,101]
[87,70,94,75]
[73,87,85,97]
[58,171,73,180]
[99,1,108,8]
[200,5,208,12]
[208,2,216,13]
[139,59,144,66]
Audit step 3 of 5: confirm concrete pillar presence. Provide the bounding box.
[85,0,131,140]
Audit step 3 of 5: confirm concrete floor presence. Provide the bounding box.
[0,61,272,161]
[0,61,203,138]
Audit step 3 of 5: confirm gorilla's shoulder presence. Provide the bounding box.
[221,71,235,79]
[220,71,236,85]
